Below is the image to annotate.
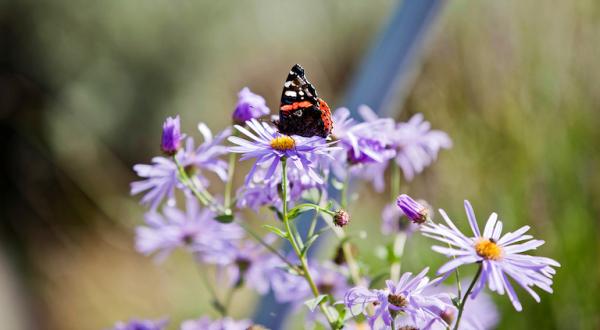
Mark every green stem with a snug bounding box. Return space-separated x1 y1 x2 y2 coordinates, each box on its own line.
338 177 361 285
391 162 400 200
224 150 237 213
240 222 299 271
196 263 226 316
173 156 223 212
389 232 407 282
290 203 336 216
281 158 336 328
453 265 483 330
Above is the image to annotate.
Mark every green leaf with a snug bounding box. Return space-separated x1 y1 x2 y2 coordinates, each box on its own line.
369 272 390 289
304 294 328 312
452 296 461 307
262 224 288 239
214 214 234 223
269 206 283 221
287 207 302 220
331 177 345 190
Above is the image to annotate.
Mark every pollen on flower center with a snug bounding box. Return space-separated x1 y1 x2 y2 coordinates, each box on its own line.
475 238 503 260
270 135 295 151
387 293 408 308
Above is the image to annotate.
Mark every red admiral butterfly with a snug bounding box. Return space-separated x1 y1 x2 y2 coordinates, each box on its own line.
276 64 332 138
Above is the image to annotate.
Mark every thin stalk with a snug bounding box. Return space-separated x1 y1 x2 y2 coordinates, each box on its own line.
453 265 483 330
224 286 238 314
307 210 319 238
389 232 407 282
338 177 361 285
444 241 462 303
290 203 336 216
174 157 223 212
281 158 336 328
240 222 299 271
391 161 400 199
224 150 237 213
196 263 226 316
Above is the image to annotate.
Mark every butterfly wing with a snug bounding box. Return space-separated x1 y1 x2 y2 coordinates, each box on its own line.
277 64 331 138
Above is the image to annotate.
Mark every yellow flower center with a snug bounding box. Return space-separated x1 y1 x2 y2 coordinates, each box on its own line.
475 238 503 260
270 135 295 151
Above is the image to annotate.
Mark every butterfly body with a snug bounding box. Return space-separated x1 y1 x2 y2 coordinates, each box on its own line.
276 64 332 138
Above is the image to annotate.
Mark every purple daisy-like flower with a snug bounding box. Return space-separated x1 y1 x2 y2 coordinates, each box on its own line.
392 113 452 181
131 124 230 210
109 318 168 330
228 119 336 185
161 115 184 155
180 316 253 330
235 162 327 212
223 236 279 294
270 258 312 303
183 123 231 182
328 107 396 192
423 281 499 330
135 197 243 264
131 156 181 210
344 268 453 329
232 87 270 124
421 200 560 311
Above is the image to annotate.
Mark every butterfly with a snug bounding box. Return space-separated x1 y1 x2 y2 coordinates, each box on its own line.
276 64 332 138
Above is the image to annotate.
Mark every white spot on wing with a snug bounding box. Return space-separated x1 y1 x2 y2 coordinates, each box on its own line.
285 91 297 97
284 81 292 87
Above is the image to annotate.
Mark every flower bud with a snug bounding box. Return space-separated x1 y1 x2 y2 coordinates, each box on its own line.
161 115 183 155
232 87 270 124
333 209 350 227
396 194 429 224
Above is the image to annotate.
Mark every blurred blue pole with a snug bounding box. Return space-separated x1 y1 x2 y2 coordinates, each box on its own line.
253 0 445 327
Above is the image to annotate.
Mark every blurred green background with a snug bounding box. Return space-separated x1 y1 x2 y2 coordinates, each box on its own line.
1 0 599 329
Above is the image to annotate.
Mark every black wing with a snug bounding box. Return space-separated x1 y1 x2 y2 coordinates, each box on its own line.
280 64 319 106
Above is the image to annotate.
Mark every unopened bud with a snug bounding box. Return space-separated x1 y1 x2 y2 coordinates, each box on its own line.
161 115 183 155
396 194 429 224
333 209 350 227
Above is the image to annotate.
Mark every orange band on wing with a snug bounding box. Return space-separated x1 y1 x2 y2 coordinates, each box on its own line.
280 101 313 111
318 99 333 132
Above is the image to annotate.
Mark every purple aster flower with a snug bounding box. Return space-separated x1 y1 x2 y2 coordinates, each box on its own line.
181 316 253 330
269 257 311 303
183 124 231 182
232 87 270 124
223 237 278 294
131 124 230 210
161 115 183 155
235 178 281 211
312 262 350 301
392 113 452 181
135 197 243 264
228 119 336 185
131 156 181 210
328 107 396 192
381 203 420 236
235 162 327 212
305 263 351 328
421 200 560 311
423 282 499 330
344 268 454 329
397 194 430 224
109 318 168 330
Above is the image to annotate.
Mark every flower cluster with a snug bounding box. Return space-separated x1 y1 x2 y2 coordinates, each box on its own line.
121 79 559 330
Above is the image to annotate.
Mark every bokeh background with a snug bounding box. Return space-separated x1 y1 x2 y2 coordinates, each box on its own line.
1 0 599 329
